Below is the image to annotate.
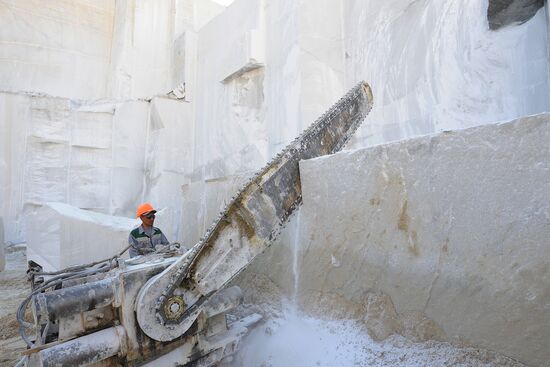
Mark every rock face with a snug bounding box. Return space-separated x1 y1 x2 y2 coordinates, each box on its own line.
488 0 544 30
248 114 550 366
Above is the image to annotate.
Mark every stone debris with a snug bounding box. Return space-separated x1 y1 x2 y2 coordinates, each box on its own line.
231 279 526 367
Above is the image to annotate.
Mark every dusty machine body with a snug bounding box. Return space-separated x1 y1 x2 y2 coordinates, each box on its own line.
27 253 258 366
19 82 373 367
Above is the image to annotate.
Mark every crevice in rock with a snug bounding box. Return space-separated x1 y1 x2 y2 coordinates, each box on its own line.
487 0 544 30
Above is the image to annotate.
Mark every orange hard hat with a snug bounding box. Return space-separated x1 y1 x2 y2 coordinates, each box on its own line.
136 203 156 218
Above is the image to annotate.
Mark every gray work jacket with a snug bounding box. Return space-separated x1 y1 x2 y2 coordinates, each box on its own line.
128 226 169 257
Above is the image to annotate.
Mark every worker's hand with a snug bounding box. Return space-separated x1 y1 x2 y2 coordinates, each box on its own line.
169 242 189 254
155 243 186 254
172 242 190 254
154 244 170 253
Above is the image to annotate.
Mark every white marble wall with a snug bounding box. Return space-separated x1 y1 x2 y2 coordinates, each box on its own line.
0 93 28 243
0 0 115 99
0 0 221 243
343 0 550 147
192 0 266 180
144 98 194 241
189 0 350 181
0 93 150 242
182 0 549 248
110 0 175 99
0 0 223 100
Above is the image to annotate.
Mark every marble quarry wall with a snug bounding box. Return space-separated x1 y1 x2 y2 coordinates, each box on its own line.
179 0 550 251
0 0 221 243
0 0 213 100
343 0 550 148
0 0 115 100
0 0 549 289
238 113 550 366
0 94 149 242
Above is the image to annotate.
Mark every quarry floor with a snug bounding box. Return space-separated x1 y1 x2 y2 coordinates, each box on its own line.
0 248 529 367
0 246 27 367
234 315 528 367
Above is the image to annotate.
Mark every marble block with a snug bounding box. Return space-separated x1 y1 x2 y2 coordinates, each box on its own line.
26 203 138 272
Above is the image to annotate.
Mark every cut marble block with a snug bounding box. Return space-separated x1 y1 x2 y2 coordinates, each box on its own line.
294 113 550 366
26 203 138 272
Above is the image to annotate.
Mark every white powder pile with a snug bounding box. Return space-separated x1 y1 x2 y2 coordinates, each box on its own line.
233 305 525 367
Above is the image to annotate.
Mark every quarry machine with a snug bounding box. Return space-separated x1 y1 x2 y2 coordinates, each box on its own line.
18 81 373 367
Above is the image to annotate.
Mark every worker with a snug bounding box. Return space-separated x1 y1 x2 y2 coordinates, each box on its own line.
129 203 169 257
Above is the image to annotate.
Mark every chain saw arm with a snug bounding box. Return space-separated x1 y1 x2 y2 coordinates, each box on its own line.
136 81 374 341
